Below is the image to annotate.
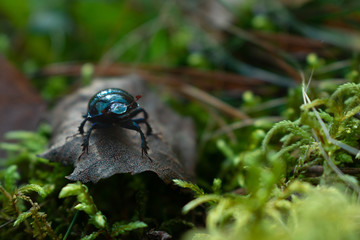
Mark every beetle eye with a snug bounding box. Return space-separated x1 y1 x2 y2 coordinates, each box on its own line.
109 103 127 115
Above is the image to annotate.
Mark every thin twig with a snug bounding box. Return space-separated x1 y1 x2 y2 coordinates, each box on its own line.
179 84 249 120
0 219 14 229
300 165 360 177
204 116 282 141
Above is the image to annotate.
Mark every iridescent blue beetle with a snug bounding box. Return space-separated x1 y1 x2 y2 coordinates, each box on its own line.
78 88 152 160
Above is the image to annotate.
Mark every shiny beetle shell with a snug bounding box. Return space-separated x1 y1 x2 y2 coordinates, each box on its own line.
78 88 153 161
87 88 139 118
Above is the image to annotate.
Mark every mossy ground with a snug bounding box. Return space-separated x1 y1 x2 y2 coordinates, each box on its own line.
1 1 360 239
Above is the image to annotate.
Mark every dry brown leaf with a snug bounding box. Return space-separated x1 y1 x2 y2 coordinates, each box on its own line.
40 75 196 183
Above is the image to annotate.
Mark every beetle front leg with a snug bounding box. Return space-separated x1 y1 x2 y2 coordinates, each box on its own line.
122 120 152 161
133 118 152 136
139 108 149 120
128 107 152 135
78 117 89 135
78 123 97 160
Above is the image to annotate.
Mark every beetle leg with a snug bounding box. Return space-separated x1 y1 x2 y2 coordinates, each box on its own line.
83 123 98 152
132 118 152 136
78 117 89 135
122 121 152 162
138 108 149 120
128 107 149 120
128 107 152 135
78 123 97 160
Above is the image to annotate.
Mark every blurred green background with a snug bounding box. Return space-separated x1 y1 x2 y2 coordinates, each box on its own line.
2 0 360 98
2 1 360 239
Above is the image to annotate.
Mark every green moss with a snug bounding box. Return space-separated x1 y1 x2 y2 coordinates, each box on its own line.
177 82 360 240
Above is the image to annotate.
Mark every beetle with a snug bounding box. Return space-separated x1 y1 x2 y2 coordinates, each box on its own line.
78 88 152 161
